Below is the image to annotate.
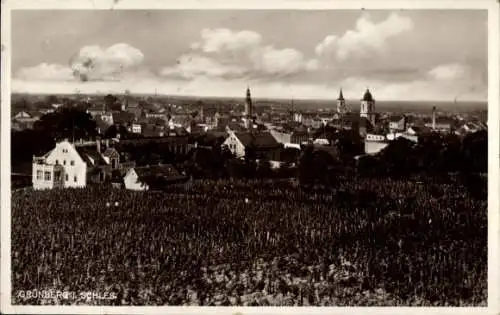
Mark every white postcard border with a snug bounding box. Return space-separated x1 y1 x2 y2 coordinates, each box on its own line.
1 0 498 314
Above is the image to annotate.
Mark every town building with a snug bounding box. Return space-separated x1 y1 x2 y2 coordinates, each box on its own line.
222 131 281 160
124 164 187 191
360 89 376 127
32 139 134 190
336 89 348 115
242 87 255 130
364 133 390 155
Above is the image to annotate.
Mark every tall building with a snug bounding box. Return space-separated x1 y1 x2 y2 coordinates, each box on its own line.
243 87 253 129
360 88 376 126
336 88 347 114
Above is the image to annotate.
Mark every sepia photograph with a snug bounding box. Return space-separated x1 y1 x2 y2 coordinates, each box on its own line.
1 0 498 313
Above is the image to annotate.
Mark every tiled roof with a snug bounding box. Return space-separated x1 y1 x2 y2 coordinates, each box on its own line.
234 132 280 149
75 147 107 167
112 112 136 124
134 164 185 182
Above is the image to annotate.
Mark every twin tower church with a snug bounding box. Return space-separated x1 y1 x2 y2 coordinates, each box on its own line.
337 88 377 126
242 86 378 132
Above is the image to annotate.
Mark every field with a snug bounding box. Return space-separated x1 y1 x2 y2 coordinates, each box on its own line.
11 177 487 306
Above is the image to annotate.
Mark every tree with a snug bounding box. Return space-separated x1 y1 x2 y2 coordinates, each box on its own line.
44 95 59 106
298 145 314 188
461 130 487 174
256 158 273 179
244 145 258 179
33 108 97 141
104 94 121 111
11 129 55 173
104 125 130 139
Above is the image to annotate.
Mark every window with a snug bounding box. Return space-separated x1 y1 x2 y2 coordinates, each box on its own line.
111 158 118 169
70 160 75 166
54 171 61 180
74 175 77 182
63 160 66 165
65 174 69 181
36 170 43 180
55 160 59 165
44 171 51 181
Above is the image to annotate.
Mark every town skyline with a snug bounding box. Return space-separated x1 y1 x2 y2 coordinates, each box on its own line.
12 10 487 101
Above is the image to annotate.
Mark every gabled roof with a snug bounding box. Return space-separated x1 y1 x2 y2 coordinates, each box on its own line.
388 115 406 122
233 131 280 149
112 112 136 125
75 147 108 167
408 125 431 134
226 122 247 132
133 164 186 182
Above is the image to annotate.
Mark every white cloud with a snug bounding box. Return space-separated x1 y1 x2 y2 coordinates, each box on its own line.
70 43 145 81
15 63 74 81
194 28 262 53
162 28 317 79
160 55 248 79
427 63 469 80
316 12 413 61
16 43 146 82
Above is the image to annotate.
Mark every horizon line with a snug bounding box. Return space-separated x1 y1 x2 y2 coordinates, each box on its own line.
10 91 488 104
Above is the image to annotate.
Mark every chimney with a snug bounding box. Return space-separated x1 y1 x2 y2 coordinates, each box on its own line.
432 106 436 130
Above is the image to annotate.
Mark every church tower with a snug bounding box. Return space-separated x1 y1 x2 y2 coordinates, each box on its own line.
360 88 376 126
244 87 253 129
337 88 346 115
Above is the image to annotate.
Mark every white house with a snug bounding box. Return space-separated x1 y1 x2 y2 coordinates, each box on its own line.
124 168 148 191
32 140 88 190
223 131 246 158
32 139 127 190
130 123 142 134
364 134 390 155
388 116 406 132
124 164 186 191
222 131 281 159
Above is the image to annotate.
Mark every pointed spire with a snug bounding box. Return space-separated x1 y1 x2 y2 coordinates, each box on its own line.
337 88 345 101
245 86 252 105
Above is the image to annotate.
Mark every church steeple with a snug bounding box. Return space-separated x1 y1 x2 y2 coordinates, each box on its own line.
245 86 252 113
360 88 376 127
337 88 345 101
337 88 347 115
244 86 253 130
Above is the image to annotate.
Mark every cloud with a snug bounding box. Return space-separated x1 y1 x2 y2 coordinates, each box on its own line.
427 63 469 81
15 63 74 81
160 55 248 79
315 12 413 61
70 43 145 81
15 43 146 83
193 28 262 53
162 28 317 80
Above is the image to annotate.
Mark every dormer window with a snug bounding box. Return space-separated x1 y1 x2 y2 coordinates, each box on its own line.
70 160 75 166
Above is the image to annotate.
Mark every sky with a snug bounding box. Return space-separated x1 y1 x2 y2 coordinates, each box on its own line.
11 9 488 101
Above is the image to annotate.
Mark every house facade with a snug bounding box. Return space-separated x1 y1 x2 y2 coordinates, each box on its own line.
32 140 88 190
222 131 281 160
32 139 135 190
364 134 390 155
124 164 186 191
